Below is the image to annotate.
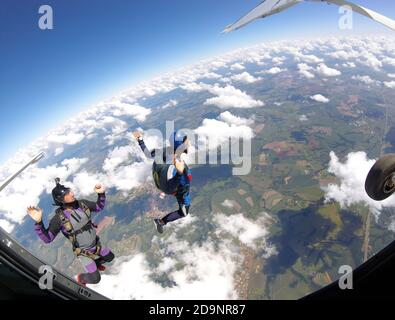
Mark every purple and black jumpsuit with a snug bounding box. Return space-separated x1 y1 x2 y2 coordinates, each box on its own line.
34 192 114 284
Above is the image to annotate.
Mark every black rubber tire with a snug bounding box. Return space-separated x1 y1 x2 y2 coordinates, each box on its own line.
365 154 395 201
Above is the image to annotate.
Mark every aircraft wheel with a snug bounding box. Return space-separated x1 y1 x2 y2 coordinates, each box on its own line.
365 154 395 201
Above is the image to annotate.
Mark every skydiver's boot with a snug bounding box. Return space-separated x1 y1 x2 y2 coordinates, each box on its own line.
76 274 87 287
94 250 114 272
95 258 107 271
77 270 101 285
154 218 165 234
97 265 106 272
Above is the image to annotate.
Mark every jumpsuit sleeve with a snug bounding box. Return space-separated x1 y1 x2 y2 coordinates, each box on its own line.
34 214 62 244
82 193 106 213
137 138 156 159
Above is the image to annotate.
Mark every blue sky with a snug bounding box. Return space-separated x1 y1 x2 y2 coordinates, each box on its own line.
0 0 394 163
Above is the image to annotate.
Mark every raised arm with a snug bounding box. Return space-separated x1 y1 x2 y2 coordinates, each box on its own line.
27 207 61 244
82 184 106 213
133 131 156 159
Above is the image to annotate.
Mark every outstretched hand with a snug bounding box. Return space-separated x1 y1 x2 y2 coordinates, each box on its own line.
133 131 142 140
94 184 105 194
27 206 42 223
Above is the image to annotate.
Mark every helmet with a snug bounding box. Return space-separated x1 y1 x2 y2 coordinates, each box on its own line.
169 130 188 153
52 178 71 206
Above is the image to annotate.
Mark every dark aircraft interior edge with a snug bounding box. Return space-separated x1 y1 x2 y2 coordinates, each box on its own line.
1 222 395 300
0 226 108 300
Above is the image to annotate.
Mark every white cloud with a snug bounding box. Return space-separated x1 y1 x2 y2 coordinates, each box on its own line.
316 63 341 77
298 63 315 79
218 111 254 126
47 132 85 145
324 151 395 217
61 158 89 173
105 161 152 192
93 210 275 300
167 214 197 232
222 199 235 208
294 52 323 64
384 81 395 89
76 116 128 147
0 158 88 231
197 72 222 80
180 82 205 92
342 62 356 68
72 160 152 196
204 85 264 109
241 51 267 65
103 145 134 172
272 56 286 65
230 72 261 84
90 133 163 193
357 53 382 71
96 137 162 193
389 219 395 233
310 94 330 103
210 60 228 70
299 115 308 121
257 67 286 75
54 147 64 156
220 77 232 84
230 63 245 71
181 83 264 108
162 99 178 109
71 171 105 197
382 57 395 67
214 213 276 255
93 236 241 300
111 102 151 122
194 117 254 149
156 257 177 274
327 50 359 61
352 75 380 85
0 219 14 233
103 120 129 146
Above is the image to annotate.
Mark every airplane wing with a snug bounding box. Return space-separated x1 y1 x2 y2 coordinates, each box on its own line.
223 0 302 33
327 0 395 31
223 0 395 33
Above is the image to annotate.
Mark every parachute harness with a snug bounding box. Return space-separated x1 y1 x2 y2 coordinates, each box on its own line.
56 201 102 260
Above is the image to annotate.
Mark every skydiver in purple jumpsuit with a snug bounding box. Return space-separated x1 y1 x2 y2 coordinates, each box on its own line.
27 179 114 285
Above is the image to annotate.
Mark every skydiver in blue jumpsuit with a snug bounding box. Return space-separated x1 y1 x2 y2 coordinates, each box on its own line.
133 130 192 233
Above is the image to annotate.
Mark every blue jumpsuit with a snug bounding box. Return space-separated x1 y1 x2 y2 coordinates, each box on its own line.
138 138 192 224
